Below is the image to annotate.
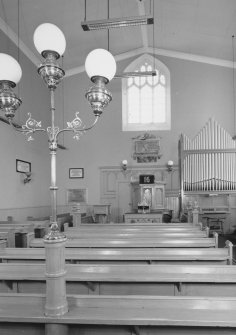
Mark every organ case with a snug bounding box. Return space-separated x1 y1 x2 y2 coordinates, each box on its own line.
178 118 236 231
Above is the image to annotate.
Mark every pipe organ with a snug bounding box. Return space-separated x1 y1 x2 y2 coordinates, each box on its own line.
179 118 236 210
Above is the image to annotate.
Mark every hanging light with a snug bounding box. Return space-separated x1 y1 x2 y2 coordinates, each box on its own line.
33 23 66 89
85 48 116 116
0 53 22 119
81 15 154 31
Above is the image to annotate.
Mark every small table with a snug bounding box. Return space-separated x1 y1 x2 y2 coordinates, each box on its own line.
93 205 111 223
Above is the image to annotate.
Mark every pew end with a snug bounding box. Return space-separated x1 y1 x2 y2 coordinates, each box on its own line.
0 240 7 249
225 240 234 265
26 232 35 248
213 232 219 248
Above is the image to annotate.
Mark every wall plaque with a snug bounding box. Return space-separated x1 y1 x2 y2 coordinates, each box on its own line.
139 174 155 184
132 133 162 163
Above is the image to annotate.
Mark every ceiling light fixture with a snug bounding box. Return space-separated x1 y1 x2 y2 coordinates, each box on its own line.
81 15 153 31
0 22 116 317
114 70 156 78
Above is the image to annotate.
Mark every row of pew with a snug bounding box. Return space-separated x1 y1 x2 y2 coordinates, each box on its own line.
0 220 235 334
0 220 49 247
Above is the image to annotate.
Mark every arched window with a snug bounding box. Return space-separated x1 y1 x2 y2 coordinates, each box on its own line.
122 54 170 131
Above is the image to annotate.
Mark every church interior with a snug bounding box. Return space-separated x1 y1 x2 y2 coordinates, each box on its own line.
0 0 236 334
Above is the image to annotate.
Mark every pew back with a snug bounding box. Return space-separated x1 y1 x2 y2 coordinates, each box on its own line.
1 263 236 297
1 293 236 332
0 246 231 264
28 236 218 248
65 231 208 239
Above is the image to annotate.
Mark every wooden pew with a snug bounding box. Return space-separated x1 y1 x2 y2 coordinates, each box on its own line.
73 222 203 229
0 241 7 249
0 220 48 229
0 231 9 239
0 242 232 264
65 224 204 233
0 220 49 247
27 213 72 231
28 234 218 248
1 293 236 334
64 230 209 239
1 263 236 297
0 232 9 246
0 219 48 247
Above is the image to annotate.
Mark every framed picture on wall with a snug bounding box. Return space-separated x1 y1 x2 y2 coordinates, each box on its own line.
69 168 84 179
67 188 88 204
16 159 31 173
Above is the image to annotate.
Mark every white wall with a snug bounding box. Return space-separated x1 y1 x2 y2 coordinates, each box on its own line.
55 55 235 208
0 30 51 220
1 29 235 221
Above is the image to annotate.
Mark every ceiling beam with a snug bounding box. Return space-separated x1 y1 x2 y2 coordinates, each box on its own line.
0 16 233 80
147 47 234 69
137 0 149 48
0 16 40 67
65 48 146 78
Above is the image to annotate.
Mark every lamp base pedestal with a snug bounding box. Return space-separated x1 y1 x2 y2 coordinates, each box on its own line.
45 324 69 335
44 232 68 317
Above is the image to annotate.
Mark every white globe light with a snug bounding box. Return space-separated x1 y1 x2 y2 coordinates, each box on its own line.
0 53 22 84
33 23 66 56
85 49 116 82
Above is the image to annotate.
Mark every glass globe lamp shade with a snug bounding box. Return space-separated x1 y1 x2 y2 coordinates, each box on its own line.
33 23 66 57
85 49 116 82
0 53 22 85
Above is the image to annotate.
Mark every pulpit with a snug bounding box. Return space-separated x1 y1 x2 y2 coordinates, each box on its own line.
124 180 166 223
93 204 111 223
131 181 165 211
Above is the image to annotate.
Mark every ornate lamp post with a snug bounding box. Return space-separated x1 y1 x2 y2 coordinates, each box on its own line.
0 22 116 320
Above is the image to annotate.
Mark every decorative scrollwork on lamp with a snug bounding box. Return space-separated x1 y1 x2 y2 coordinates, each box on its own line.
0 23 116 237
0 22 116 318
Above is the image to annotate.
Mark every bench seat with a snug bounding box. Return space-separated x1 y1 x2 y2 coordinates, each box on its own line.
64 231 208 239
1 294 236 329
1 263 236 282
65 226 203 233
0 246 230 264
29 237 217 248
1 263 236 296
78 222 201 228
0 231 9 240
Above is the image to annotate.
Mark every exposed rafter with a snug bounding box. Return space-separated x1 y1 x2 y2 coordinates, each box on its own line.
0 16 40 67
0 8 234 81
137 0 149 48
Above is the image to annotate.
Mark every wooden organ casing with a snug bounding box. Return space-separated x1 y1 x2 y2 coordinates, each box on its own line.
179 118 236 212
